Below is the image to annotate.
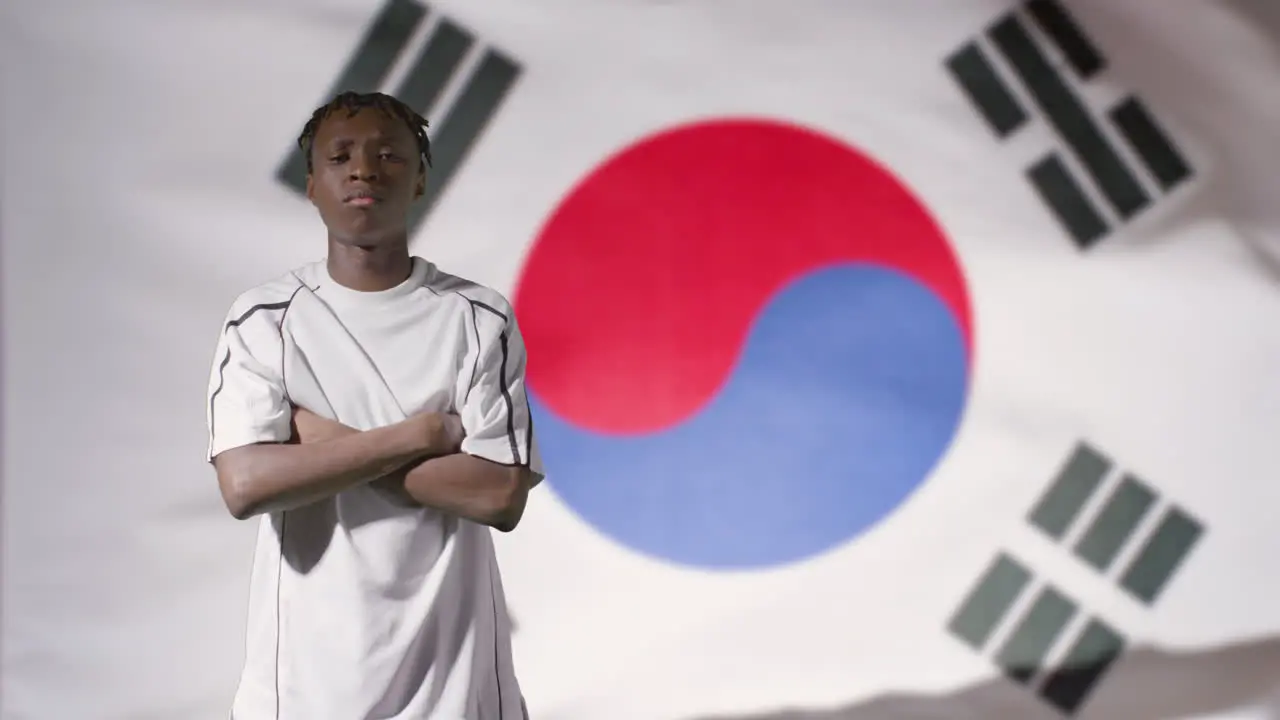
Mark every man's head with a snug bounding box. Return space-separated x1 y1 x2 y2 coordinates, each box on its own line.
297 91 432 247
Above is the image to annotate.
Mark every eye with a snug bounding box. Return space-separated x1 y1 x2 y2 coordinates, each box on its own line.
379 151 402 161
328 153 349 164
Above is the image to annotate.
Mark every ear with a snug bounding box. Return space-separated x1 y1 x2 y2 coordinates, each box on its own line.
414 171 426 199
305 173 315 200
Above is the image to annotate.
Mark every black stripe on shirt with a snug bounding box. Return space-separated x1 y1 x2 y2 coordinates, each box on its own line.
523 386 535 471
461 297 524 466
467 298 508 323
497 331 520 465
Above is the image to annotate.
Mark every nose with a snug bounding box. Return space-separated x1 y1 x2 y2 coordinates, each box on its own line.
348 152 380 182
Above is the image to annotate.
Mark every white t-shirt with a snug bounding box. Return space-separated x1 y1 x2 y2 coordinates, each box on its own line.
205 257 542 720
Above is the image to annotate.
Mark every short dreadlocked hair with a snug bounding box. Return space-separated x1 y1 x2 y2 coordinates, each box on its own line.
296 90 433 174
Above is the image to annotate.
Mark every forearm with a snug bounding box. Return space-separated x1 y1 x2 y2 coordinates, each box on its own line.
213 421 425 519
284 408 531 530
400 454 534 532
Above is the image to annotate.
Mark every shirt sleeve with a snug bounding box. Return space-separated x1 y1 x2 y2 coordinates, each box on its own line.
205 303 293 462
459 302 544 479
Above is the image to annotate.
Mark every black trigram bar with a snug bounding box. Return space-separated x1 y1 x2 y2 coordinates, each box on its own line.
1039 618 1125 714
988 14 1150 221
1109 97 1193 191
1072 473 1155 572
392 19 474 118
405 48 521 235
946 42 1028 138
1027 442 1113 541
1025 0 1106 80
946 550 1129 713
1118 505 1204 604
1027 442 1206 607
277 0 429 193
948 553 1034 650
993 585 1077 685
1027 154 1109 248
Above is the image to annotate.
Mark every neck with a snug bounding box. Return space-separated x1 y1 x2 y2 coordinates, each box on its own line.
326 236 414 292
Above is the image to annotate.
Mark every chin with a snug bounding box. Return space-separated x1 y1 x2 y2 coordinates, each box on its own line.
329 225 408 249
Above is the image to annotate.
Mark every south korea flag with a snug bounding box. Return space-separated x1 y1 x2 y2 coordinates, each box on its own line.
3 0 1280 719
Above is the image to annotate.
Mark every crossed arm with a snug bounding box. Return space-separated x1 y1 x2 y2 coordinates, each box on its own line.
212 407 539 532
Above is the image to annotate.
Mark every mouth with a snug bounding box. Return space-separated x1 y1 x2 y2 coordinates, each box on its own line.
344 191 382 207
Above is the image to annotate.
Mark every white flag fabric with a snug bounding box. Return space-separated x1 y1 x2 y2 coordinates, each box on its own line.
3 1 1280 719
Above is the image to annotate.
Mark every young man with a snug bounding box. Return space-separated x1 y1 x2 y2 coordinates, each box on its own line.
205 91 542 719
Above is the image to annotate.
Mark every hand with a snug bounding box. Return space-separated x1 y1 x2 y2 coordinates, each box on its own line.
407 411 465 456
291 406 356 444
439 413 465 453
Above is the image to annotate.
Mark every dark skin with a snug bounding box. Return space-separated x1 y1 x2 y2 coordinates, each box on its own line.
211 108 537 531
306 107 424 291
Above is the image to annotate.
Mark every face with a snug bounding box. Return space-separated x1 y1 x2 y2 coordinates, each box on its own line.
305 108 425 246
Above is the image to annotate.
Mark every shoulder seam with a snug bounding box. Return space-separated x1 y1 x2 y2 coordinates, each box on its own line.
229 273 308 316
276 284 306 403
226 299 293 330
421 265 511 323
463 295 508 323
424 282 511 325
